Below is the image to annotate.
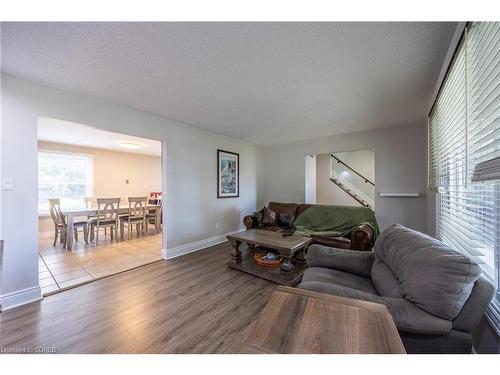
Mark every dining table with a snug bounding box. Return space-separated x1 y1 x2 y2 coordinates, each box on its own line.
61 205 161 250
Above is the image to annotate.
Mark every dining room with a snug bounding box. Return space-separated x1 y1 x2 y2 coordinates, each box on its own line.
37 117 164 296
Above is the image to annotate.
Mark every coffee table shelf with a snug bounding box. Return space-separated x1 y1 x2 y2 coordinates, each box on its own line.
228 249 306 286
226 229 312 286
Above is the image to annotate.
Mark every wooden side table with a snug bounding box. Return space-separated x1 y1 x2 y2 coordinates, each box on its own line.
242 286 406 354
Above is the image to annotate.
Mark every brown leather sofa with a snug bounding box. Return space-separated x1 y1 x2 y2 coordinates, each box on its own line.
243 202 375 251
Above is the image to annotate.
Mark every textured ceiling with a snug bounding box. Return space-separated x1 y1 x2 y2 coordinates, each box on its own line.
1 22 456 145
38 117 162 156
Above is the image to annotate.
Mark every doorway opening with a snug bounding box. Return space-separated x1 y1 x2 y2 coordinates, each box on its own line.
37 117 164 295
305 149 375 211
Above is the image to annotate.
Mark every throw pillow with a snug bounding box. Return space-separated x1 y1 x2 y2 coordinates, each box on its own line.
261 206 277 226
253 208 264 225
277 213 294 228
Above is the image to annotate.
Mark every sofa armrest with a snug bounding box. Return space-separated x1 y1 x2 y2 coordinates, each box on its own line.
452 277 495 333
350 223 374 251
306 244 375 278
243 214 258 230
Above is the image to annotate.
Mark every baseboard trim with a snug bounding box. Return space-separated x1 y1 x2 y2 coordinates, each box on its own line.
162 229 244 260
0 285 42 312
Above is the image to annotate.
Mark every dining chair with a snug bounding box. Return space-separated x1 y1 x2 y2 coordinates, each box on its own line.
85 196 109 235
145 198 162 234
84 196 94 209
49 198 89 247
88 198 120 245
120 197 148 240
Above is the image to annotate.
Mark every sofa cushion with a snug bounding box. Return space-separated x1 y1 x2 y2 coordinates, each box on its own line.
371 258 403 298
296 203 314 218
268 202 298 217
373 224 481 320
299 281 452 335
299 281 380 302
306 244 374 277
302 267 378 295
382 297 453 335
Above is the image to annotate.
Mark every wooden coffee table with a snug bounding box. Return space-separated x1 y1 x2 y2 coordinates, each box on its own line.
242 286 406 354
226 229 312 286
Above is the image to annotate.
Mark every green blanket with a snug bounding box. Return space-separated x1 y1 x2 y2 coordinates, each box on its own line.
293 205 380 239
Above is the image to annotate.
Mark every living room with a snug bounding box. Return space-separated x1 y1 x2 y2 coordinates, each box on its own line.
0 1 499 373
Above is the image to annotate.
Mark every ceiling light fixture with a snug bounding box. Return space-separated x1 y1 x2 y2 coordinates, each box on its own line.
117 142 143 150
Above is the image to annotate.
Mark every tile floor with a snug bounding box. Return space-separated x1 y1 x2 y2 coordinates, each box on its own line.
39 229 163 296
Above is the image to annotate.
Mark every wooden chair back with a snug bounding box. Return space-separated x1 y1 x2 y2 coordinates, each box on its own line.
84 197 94 208
148 198 162 214
48 199 66 226
128 197 148 218
96 198 120 221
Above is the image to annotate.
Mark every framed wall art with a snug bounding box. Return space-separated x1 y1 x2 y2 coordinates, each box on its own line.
217 149 239 198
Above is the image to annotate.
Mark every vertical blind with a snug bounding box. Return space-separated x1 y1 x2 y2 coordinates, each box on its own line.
428 22 500 330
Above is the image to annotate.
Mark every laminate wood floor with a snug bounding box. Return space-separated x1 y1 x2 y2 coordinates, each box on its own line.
1 242 276 353
38 231 163 296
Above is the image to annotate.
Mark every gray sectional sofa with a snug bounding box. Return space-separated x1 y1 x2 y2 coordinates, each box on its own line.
299 224 495 354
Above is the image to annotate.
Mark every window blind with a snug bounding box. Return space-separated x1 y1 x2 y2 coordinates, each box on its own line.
428 22 500 331
467 22 500 280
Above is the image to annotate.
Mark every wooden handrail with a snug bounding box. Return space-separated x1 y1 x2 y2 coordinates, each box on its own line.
330 154 375 186
329 178 373 211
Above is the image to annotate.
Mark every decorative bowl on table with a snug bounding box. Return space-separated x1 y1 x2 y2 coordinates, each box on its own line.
254 251 283 267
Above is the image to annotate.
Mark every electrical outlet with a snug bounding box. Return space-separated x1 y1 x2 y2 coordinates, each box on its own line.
215 222 221 229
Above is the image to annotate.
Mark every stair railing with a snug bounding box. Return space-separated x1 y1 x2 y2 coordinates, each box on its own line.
330 154 375 186
329 154 375 210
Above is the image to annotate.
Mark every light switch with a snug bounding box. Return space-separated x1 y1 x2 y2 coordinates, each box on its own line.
2 178 14 191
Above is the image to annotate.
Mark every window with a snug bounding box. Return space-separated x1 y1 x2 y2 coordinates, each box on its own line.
428 22 500 331
38 151 93 213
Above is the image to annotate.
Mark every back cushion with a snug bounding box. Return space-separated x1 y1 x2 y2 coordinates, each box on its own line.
296 204 314 218
371 259 403 298
373 224 481 320
268 202 298 217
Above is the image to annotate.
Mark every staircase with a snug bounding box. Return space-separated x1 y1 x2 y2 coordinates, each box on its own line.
330 154 375 210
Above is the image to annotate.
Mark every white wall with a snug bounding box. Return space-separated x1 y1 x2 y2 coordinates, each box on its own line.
263 123 427 232
0 74 261 310
304 155 316 204
315 150 374 206
38 141 162 236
